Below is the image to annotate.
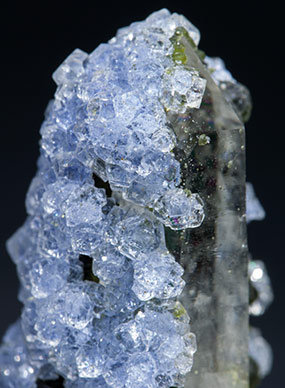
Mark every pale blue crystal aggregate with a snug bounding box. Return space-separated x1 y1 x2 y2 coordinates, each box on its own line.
249 260 273 317
246 183 273 379
0 9 207 387
246 182 265 223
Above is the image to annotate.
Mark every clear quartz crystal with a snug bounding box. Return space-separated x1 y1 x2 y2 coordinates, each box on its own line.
165 28 249 387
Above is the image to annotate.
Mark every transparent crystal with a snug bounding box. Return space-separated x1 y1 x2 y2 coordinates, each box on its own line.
132 251 185 301
161 66 207 112
246 182 265 223
52 48 88 86
154 189 205 230
249 327 273 379
249 260 273 316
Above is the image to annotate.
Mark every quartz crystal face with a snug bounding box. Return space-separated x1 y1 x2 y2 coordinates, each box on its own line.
0 8 273 388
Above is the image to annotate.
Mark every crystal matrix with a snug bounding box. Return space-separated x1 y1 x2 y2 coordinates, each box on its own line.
0 8 269 388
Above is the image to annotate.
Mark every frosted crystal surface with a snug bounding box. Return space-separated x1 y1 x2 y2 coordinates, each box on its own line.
0 321 37 387
161 67 206 112
249 260 273 316
249 327 273 379
204 56 235 84
246 182 265 223
154 189 204 230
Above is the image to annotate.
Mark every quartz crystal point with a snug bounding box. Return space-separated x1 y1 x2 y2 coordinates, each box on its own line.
0 9 259 388
164 23 249 388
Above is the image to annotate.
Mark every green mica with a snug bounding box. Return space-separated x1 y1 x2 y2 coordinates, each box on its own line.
198 134 210 146
173 302 187 319
170 27 206 65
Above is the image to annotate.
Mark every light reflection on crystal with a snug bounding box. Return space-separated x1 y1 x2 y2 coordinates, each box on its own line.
251 267 263 282
249 260 273 317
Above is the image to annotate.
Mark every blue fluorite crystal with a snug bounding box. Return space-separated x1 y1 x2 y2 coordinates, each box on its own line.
0 9 205 387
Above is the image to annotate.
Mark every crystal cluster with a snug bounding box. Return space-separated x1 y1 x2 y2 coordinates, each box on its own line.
0 9 210 388
247 184 273 384
0 8 274 388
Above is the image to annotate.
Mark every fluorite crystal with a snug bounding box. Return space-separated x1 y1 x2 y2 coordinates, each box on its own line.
247 187 273 387
0 8 273 388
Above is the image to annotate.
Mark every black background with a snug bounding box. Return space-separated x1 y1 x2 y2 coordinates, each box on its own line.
0 1 284 386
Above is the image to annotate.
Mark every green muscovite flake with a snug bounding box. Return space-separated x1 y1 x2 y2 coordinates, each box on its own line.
171 26 206 64
198 134 210 146
173 302 187 318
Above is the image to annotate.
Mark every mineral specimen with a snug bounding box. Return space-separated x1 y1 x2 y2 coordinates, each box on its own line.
0 8 272 388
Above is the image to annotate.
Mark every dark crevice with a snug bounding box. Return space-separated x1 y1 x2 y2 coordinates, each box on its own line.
249 281 259 305
92 173 112 198
102 197 117 215
36 375 65 388
250 357 261 388
79 254 100 283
